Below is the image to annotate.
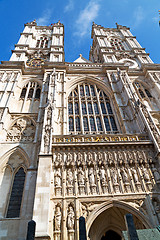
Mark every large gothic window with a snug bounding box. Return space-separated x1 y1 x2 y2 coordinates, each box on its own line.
6 167 26 218
68 83 118 134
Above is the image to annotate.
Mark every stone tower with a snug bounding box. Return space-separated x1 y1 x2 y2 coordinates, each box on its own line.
0 20 160 240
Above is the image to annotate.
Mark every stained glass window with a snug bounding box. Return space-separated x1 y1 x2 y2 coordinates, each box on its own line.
69 117 74 131
96 117 103 131
145 89 152 98
106 102 113 114
100 102 106 114
82 102 87 115
139 89 145 98
85 85 90 96
75 102 79 114
94 102 99 114
88 103 93 114
83 117 89 131
110 116 118 131
75 117 81 131
104 117 111 131
90 117 96 131
68 103 73 115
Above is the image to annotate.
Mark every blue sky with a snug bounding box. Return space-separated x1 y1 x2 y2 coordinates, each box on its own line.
0 0 159 63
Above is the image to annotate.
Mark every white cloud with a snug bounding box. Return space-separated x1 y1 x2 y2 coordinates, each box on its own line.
132 6 145 28
75 0 100 37
37 9 52 26
64 0 74 12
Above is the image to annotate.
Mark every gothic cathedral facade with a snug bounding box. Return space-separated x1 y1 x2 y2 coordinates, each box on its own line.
0 20 160 240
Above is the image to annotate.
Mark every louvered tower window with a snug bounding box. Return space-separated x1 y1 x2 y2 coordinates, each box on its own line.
110 38 125 51
68 83 118 134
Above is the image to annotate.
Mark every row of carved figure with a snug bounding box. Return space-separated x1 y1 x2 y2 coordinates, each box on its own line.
54 204 75 240
53 163 160 196
54 150 153 167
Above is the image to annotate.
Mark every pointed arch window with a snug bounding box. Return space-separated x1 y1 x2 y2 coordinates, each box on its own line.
134 82 152 100
6 167 26 218
20 82 41 101
68 83 118 134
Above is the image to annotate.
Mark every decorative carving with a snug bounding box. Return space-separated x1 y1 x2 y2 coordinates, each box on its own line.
66 168 74 195
151 164 160 182
67 205 75 230
76 152 84 166
89 167 96 194
6 117 35 142
141 166 150 182
44 106 52 153
66 153 74 167
121 167 129 183
54 205 61 231
97 152 104 166
54 168 61 187
87 152 94 166
131 168 139 183
141 104 160 145
78 167 85 195
55 153 62 167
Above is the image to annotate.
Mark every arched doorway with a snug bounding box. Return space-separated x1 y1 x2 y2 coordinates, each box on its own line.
87 201 151 240
101 230 121 240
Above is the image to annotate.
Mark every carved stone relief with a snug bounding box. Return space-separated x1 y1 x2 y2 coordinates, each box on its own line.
6 117 35 142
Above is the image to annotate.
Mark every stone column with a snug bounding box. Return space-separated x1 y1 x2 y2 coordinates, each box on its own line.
33 155 52 239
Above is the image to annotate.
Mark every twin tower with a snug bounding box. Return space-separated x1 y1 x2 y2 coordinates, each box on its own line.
0 19 160 240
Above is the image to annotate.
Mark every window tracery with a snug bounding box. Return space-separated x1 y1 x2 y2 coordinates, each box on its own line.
68 83 118 134
110 38 125 51
6 167 26 218
36 36 49 48
20 82 41 100
134 82 152 100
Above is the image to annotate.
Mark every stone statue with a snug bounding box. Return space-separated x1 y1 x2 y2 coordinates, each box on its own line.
55 168 61 187
55 153 62 166
99 166 106 184
111 168 118 184
67 206 75 230
141 166 150 182
152 165 160 181
87 152 93 165
54 206 61 231
78 167 85 185
88 168 95 185
77 152 83 165
66 169 73 186
121 167 129 183
131 168 139 183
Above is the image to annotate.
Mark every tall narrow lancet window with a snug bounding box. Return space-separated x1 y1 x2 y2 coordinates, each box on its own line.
20 82 41 100
6 167 26 218
68 83 118 134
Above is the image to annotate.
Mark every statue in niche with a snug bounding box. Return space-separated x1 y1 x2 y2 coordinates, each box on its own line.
54 205 61 231
107 152 114 165
66 169 73 186
121 167 129 183
78 167 85 185
99 166 106 184
137 151 144 163
55 153 62 166
127 151 134 164
87 152 93 165
97 152 103 165
77 152 83 165
67 153 73 166
88 167 95 185
46 106 52 125
54 168 61 187
141 166 150 182
67 205 75 230
131 168 139 183
117 151 124 164
111 168 118 184
151 164 160 182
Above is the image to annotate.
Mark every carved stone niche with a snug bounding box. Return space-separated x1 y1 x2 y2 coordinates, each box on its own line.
151 112 160 131
77 167 85 195
66 168 74 196
6 117 35 142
